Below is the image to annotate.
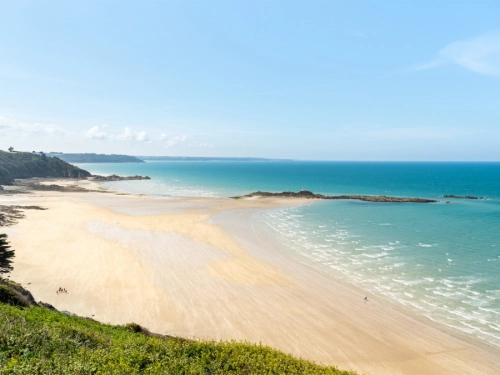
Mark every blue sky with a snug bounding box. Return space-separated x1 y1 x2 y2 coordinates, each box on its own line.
1 0 499 160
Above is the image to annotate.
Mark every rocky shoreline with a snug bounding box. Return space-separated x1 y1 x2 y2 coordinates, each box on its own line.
241 190 437 203
91 174 151 182
0 205 47 227
0 175 151 195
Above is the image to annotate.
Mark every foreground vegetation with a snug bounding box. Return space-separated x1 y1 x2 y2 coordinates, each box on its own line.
0 285 357 374
0 150 91 185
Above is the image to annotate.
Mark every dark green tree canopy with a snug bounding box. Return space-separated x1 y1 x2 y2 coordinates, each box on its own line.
0 234 15 277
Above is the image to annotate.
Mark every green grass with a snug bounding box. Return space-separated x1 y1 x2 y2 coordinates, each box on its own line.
0 302 358 375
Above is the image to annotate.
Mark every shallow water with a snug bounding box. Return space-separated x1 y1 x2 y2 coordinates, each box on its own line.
79 161 500 348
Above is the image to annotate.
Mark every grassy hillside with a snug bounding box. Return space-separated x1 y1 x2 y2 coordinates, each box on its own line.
0 151 91 185
47 153 144 163
0 281 357 375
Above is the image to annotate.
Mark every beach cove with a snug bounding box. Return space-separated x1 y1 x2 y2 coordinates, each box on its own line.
2 180 500 375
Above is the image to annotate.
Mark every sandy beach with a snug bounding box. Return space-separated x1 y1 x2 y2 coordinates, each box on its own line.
2 181 500 375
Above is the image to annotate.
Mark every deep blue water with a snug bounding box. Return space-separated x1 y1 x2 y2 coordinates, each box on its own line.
79 161 500 347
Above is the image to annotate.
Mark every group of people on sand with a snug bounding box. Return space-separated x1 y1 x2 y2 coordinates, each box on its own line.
57 287 68 294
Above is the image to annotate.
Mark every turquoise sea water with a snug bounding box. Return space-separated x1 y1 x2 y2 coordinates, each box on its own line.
79 161 500 348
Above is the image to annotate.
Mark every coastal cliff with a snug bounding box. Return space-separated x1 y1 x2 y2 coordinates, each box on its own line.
0 150 91 185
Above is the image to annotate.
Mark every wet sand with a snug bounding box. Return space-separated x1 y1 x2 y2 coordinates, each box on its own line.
2 182 500 374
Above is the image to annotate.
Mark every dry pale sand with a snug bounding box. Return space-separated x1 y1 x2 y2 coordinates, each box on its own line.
2 183 500 375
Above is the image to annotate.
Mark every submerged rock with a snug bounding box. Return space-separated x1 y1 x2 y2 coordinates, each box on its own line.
442 195 486 200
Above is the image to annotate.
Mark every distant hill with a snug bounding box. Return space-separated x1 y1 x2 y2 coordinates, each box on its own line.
139 156 292 162
0 150 91 185
47 153 145 163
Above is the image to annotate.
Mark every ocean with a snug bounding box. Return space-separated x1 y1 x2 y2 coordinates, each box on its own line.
77 161 500 348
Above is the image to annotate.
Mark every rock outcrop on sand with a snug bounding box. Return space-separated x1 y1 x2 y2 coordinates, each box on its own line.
19 182 91 192
0 205 47 227
92 174 151 181
0 279 39 308
242 190 437 203
0 279 94 320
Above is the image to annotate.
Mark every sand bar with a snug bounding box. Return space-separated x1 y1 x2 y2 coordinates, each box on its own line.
2 182 500 375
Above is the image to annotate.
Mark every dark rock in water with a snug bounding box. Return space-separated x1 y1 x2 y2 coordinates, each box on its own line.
442 195 485 200
92 174 151 182
298 190 315 196
242 191 437 203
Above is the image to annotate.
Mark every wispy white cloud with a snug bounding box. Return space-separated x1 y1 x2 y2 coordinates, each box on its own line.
113 127 149 142
0 116 67 137
158 134 188 147
412 31 500 76
84 125 149 142
83 126 197 147
85 125 109 139
2 114 213 152
157 133 212 148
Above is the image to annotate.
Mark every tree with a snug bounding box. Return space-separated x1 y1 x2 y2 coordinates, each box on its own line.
0 234 15 278
8 147 14 152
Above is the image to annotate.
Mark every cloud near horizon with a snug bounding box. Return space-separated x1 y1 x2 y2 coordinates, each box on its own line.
85 125 149 142
413 31 500 76
159 134 188 147
84 125 200 148
0 116 66 138
1 114 213 153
